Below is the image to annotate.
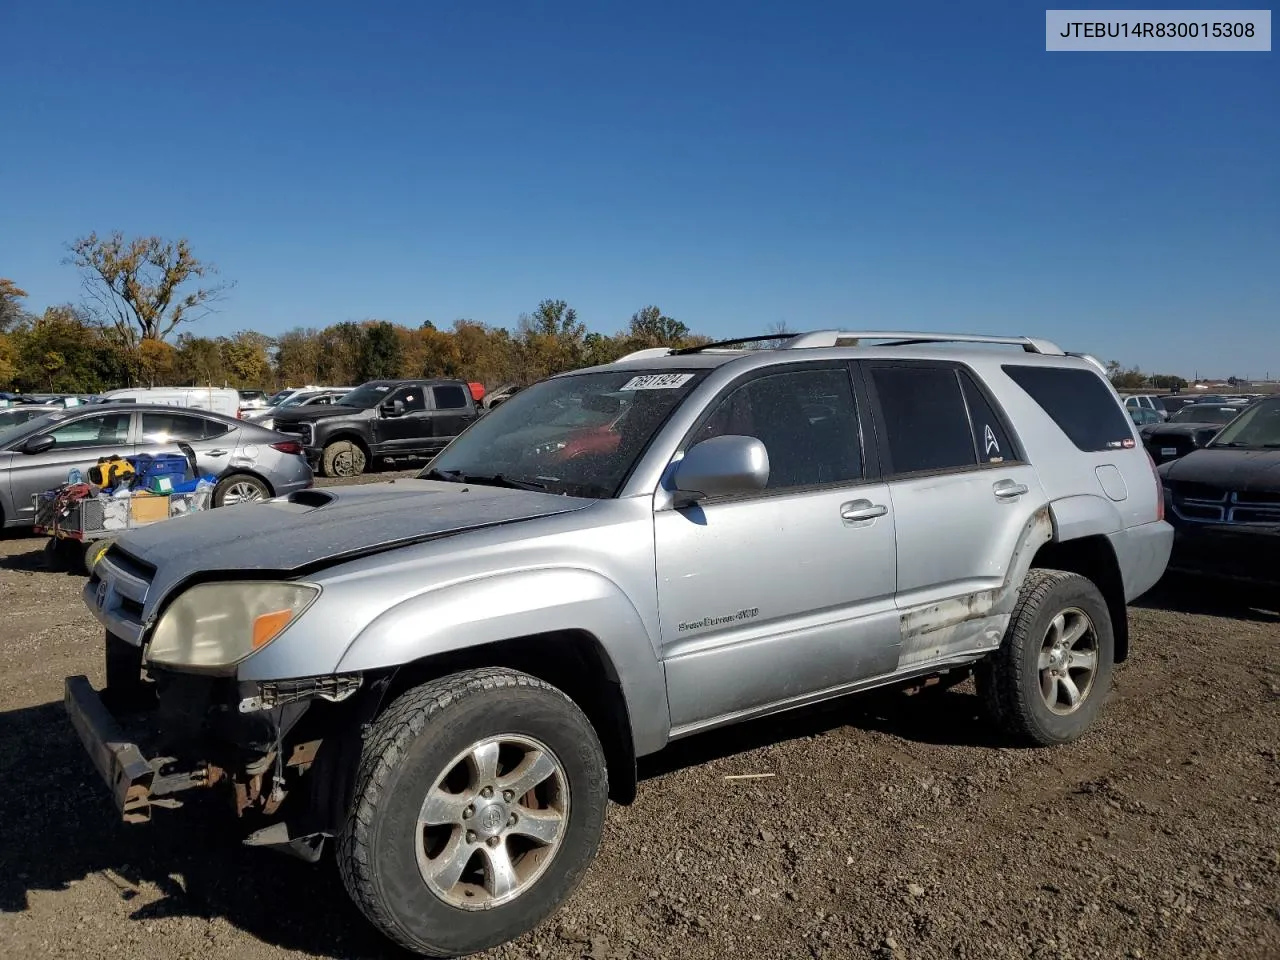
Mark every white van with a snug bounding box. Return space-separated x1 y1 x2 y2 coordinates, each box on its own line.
97 386 242 418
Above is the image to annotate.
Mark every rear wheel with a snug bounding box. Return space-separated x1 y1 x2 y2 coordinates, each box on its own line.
976 569 1115 746
338 668 608 958
322 440 367 478
213 473 271 507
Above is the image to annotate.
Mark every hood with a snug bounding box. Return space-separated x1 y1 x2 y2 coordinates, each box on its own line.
1159 447 1280 493
108 480 595 607
271 404 368 424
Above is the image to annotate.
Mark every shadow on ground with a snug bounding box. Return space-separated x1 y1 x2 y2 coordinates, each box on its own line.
0 700 407 959
1134 573 1280 624
1 680 1000 956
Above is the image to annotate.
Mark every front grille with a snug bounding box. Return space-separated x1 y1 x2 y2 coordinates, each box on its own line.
1169 482 1280 525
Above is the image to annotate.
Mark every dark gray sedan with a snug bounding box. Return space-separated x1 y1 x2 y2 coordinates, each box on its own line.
0 404 313 529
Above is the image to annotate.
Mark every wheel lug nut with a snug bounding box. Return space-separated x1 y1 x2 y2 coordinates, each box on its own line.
462 805 474 819
508 813 518 826
481 786 493 799
487 836 500 847
466 831 477 844
502 790 515 803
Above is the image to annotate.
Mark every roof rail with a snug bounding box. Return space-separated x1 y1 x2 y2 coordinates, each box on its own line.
783 330 1065 355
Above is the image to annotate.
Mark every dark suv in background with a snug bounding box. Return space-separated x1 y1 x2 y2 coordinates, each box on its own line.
271 378 481 477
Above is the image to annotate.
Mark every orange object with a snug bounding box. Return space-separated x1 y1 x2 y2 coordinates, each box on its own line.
467 381 486 402
129 495 168 523
252 609 295 649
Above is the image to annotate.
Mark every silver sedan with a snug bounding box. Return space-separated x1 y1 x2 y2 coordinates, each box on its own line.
0 404 314 528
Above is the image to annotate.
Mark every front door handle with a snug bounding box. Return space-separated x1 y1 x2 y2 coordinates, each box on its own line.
841 499 888 523
206 449 228 457
993 480 1029 500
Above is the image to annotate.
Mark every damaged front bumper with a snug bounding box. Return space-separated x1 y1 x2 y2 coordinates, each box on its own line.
63 633 374 861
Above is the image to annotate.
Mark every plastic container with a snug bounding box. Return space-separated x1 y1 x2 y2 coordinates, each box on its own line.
129 453 191 490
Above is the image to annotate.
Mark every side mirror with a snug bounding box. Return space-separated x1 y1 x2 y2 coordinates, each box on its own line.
381 400 406 417
21 434 56 455
670 435 769 505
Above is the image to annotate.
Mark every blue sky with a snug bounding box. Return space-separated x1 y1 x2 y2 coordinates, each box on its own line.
1 1 1275 377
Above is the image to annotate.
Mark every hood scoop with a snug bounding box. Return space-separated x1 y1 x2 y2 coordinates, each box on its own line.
286 489 336 508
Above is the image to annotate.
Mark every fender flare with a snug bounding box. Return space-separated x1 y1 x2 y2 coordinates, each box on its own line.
334 566 670 756
1049 494 1124 542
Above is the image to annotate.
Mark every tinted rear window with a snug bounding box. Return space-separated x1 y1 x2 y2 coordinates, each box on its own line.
1002 365 1133 452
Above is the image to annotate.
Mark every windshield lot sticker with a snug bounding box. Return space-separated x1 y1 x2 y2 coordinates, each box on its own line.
620 373 694 391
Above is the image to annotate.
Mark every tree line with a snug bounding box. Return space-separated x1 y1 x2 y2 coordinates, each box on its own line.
0 233 709 393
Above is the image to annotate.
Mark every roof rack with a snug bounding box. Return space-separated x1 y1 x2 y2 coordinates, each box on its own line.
782 330 1065 355
612 330 1067 364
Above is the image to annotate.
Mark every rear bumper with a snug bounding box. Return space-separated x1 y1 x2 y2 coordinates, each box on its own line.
1108 519 1174 602
1166 520 1280 586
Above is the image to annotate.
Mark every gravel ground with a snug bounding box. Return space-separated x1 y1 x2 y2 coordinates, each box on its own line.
1 471 1277 960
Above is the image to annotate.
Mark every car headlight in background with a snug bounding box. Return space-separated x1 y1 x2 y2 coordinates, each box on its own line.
147 581 320 673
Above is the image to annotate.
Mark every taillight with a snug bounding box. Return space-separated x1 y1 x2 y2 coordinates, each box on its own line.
271 440 304 455
1147 451 1165 522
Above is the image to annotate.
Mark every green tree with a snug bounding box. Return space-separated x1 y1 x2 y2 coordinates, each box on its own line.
627 305 689 347
358 321 403 381
517 299 587 382
174 334 227 385
14 305 120 392
66 231 232 345
220 330 274 387
274 327 324 386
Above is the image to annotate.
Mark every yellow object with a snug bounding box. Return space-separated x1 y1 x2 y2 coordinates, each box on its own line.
87 457 135 488
129 495 168 523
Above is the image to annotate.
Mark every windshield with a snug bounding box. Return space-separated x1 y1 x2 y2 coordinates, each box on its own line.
1208 398 1280 449
421 368 710 498
1172 405 1239 425
0 411 63 449
268 389 294 405
279 391 323 408
338 382 395 409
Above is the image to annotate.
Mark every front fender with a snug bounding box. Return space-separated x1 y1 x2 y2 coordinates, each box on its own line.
334 567 670 756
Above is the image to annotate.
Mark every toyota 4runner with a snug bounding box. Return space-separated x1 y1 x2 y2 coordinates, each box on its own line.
66 330 1172 957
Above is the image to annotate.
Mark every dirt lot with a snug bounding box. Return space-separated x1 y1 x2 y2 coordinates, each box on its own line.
1 474 1277 960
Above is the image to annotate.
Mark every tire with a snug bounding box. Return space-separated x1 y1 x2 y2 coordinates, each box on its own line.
976 569 1115 747
212 472 271 507
322 440 367 478
338 668 609 958
83 538 114 575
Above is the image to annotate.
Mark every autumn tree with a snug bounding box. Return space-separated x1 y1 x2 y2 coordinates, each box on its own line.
0 279 30 333
66 231 231 345
14 306 123 392
220 330 274 386
274 327 325 386
174 334 227 385
516 299 587 382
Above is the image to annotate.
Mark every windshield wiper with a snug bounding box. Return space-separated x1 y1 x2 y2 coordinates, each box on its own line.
460 473 547 491
421 467 465 483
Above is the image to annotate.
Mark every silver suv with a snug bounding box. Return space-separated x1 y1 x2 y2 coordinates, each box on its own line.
65 330 1171 958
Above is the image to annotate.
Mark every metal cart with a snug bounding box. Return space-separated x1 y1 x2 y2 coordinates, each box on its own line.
32 485 212 574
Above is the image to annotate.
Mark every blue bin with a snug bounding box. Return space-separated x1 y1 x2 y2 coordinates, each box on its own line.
129 454 191 490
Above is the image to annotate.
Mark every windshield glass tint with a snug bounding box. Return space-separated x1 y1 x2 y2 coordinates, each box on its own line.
339 383 393 409
1172 406 1238 424
1209 399 1280 448
423 368 709 497
279 391 321 408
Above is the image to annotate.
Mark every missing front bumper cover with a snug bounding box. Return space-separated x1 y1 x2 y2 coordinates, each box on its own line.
64 675 220 823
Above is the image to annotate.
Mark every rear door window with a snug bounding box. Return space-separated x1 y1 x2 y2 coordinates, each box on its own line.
142 412 229 442
1002 365 1134 452
866 364 977 475
432 385 469 410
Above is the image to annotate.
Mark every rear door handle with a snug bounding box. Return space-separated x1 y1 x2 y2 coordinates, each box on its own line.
993 480 1029 500
841 499 888 523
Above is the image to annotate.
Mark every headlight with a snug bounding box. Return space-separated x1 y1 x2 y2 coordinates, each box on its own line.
147 581 320 673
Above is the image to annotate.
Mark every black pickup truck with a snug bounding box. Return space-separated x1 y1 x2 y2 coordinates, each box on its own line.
270 378 480 477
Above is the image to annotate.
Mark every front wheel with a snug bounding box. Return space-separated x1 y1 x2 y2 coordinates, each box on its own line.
322 440 367 478
976 569 1115 747
338 668 609 958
